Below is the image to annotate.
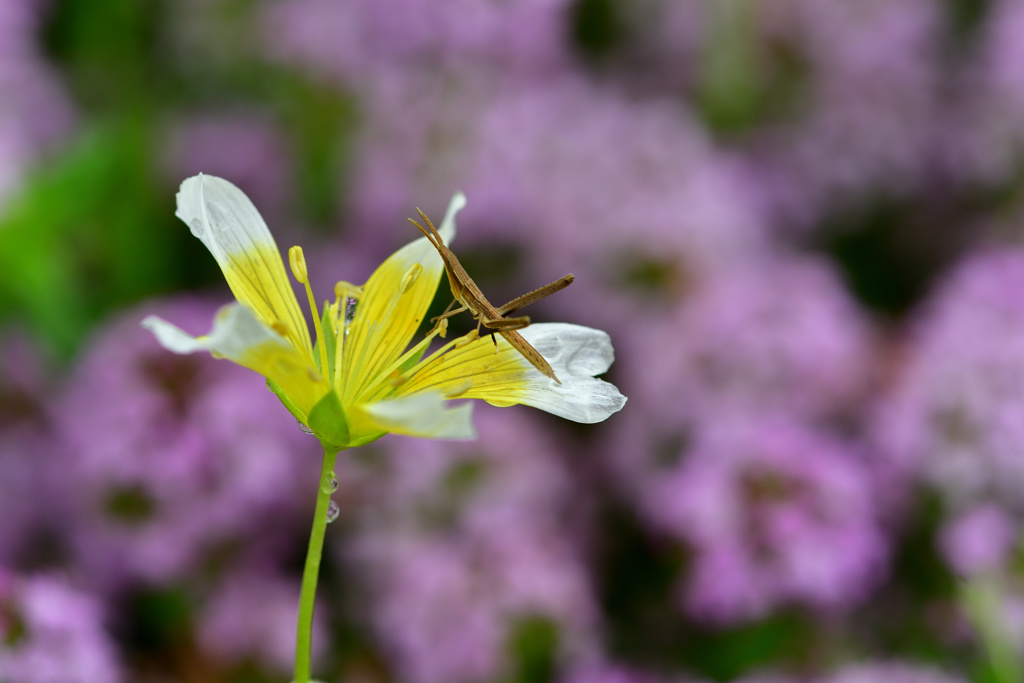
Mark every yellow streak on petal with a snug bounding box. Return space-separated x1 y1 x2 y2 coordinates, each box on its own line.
233 337 331 420
395 333 536 405
342 239 445 402
222 243 313 359
177 175 312 360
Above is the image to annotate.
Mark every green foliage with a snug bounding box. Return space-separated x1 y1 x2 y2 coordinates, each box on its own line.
0 123 187 358
507 615 560 683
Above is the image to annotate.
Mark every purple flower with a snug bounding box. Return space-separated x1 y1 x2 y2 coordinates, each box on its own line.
632 254 873 425
198 570 328 674
57 298 310 590
0 0 75 204
161 112 296 220
747 0 943 229
559 662 671 683
341 407 597 683
824 662 968 683
873 248 1024 513
958 0 1024 184
635 415 886 623
346 73 768 339
262 0 574 87
0 570 122 683
938 504 1017 577
0 329 66 567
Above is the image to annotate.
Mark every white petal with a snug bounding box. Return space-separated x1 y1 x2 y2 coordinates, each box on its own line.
437 191 466 244
511 323 627 423
359 393 477 440
142 302 290 360
142 302 328 418
176 174 274 263
175 174 312 353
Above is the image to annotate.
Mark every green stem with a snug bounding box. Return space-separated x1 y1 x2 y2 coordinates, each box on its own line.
294 446 339 683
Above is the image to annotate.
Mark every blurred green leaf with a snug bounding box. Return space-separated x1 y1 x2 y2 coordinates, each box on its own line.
0 121 191 358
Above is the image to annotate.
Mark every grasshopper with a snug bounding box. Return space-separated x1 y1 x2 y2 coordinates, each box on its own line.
410 209 574 384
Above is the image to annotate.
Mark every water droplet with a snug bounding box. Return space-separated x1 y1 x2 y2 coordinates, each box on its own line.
297 420 314 435
320 473 338 495
326 499 340 523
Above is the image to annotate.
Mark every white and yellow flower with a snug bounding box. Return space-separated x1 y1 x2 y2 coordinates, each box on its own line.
142 174 626 450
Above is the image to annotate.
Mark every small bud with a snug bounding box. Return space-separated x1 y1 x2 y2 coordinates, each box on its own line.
400 263 423 293
289 246 308 284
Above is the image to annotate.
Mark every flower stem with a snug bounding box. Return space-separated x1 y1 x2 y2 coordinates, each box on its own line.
294 446 339 683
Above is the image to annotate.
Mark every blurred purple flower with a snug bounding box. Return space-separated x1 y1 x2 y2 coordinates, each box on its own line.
749 0 943 229
938 504 1017 577
0 329 66 567
263 0 574 87
0 570 122 683
955 0 1024 186
632 253 873 425
346 72 768 340
873 248 1024 513
341 407 597 683
634 416 885 623
198 569 328 674
57 298 311 591
0 0 75 205
824 662 968 683
559 661 670 683
161 112 295 219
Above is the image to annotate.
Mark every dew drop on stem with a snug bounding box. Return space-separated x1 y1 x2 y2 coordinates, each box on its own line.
326 499 340 523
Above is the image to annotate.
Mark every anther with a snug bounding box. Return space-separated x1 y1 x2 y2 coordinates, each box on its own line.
455 329 479 349
288 246 309 284
400 263 423 294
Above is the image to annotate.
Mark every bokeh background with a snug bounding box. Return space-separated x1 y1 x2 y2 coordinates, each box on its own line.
2 0 1024 681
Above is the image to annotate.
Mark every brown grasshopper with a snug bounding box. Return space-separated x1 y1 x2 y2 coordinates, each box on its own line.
410 209 574 384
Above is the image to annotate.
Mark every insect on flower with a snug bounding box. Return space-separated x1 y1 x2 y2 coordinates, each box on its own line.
410 209 574 383
142 174 626 452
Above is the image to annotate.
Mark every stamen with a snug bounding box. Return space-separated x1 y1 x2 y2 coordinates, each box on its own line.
400 263 422 293
288 246 309 284
289 246 330 379
348 265 422 399
455 329 479 348
333 281 362 393
364 323 448 401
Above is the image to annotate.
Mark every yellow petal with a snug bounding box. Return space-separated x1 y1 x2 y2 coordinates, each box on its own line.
143 303 330 421
397 323 627 423
176 174 313 357
341 192 466 400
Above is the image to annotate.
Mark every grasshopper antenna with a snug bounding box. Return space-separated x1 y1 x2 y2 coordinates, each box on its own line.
408 215 439 249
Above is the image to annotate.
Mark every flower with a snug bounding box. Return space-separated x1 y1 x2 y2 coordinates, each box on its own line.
872 248 1024 513
632 415 886 623
342 408 597 683
825 662 968 683
198 570 328 675
59 298 310 590
0 570 123 683
142 174 625 450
